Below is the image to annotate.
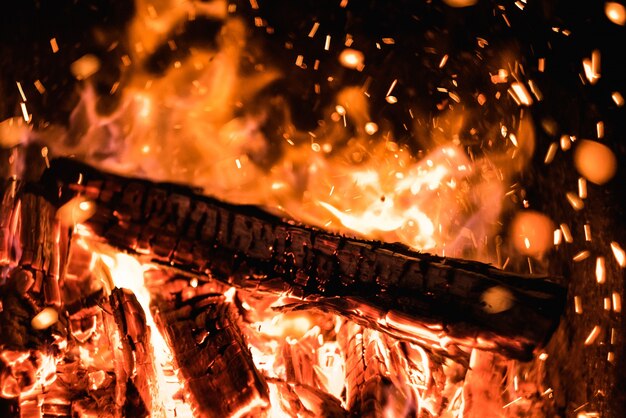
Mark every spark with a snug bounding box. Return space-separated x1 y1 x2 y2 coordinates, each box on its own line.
528 79 543 101
249 0 259 10
121 55 132 66
578 178 587 199
386 95 398 104
584 326 601 345
439 54 449 68
573 251 590 262
324 35 331 51
608 352 615 363
584 224 592 241
604 298 612 311
595 256 606 284
544 142 558 164
50 38 59 53
503 397 523 409
364 122 378 135
538 58 545 72
386 79 398 97
34 80 46 94
295 55 304 67
554 229 562 246
566 192 584 210
574 296 583 314
583 50 601 84
509 82 533 106
560 135 571 151
596 121 604 139
20 102 31 123
611 91 624 106
339 49 365 70
612 292 621 313
308 22 320 38
16 81 27 102
560 223 573 243
610 242 626 267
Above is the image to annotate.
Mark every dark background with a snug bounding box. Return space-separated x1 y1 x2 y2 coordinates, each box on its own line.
1 0 626 416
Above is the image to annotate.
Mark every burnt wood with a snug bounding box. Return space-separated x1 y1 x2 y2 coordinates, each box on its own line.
151 290 270 418
11 157 566 360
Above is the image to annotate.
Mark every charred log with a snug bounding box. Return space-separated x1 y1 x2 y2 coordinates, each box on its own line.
36 157 565 361
109 288 157 416
339 322 411 417
150 284 269 417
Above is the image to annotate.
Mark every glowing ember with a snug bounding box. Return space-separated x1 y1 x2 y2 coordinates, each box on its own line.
338 48 365 70
610 241 626 267
31 307 59 330
595 256 606 284
584 326 601 346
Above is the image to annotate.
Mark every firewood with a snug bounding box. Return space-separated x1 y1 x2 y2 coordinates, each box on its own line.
150 285 269 418
338 322 411 417
34 157 566 361
109 288 157 416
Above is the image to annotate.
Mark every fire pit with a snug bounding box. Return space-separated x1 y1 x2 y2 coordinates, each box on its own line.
1 0 625 417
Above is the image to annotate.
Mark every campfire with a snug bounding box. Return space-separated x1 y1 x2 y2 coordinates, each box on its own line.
1 0 624 417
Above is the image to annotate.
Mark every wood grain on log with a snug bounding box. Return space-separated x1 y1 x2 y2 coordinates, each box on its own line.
151 289 269 417
339 322 406 417
36 157 566 360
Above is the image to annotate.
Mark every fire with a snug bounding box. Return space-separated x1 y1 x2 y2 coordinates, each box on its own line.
0 0 576 415
32 0 540 265
96 251 193 417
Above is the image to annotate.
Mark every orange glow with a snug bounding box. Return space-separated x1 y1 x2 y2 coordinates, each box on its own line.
606 2 626 25
31 307 59 330
338 48 365 70
56 196 97 227
510 211 554 256
610 241 626 267
442 0 478 7
596 256 606 284
573 140 617 185
70 54 101 80
0 117 29 148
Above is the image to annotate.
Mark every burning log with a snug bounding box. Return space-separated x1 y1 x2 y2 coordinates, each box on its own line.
339 322 410 417
0 179 69 410
109 287 158 416
36 157 565 361
150 281 270 418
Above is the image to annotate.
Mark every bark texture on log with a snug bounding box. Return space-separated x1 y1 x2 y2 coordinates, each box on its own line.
151 290 269 418
37 157 565 360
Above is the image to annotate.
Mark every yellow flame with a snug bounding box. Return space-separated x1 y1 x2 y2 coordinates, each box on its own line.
98 252 192 417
